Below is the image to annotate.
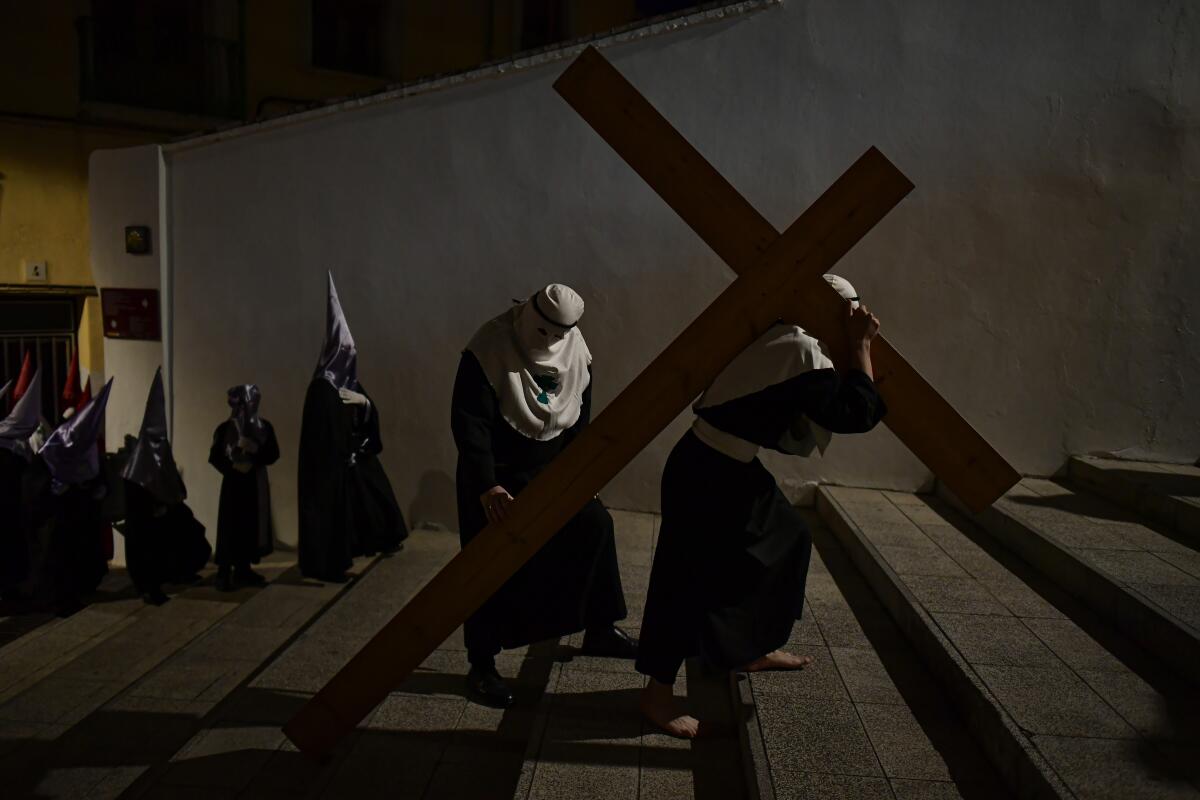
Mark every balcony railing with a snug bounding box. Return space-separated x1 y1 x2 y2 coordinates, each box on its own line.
77 16 244 120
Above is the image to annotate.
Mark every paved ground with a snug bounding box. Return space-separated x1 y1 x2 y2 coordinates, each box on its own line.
6 463 1195 799
0 511 750 799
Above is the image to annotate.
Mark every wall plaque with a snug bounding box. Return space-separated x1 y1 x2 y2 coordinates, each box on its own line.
101 288 161 340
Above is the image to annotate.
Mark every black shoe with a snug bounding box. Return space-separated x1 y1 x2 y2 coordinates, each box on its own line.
580 626 639 659
234 567 267 587
142 588 170 606
215 571 235 592
466 666 514 708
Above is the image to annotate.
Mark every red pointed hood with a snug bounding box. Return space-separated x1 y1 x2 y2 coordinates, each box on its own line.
11 350 33 405
61 349 82 413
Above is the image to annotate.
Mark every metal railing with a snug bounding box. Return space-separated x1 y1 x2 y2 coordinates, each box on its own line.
77 16 245 119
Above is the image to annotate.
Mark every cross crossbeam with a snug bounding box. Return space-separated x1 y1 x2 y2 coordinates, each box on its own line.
283 46 997 758
555 47 1020 513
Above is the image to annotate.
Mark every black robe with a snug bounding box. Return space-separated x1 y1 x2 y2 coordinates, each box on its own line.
120 481 212 595
0 450 30 599
451 351 626 660
209 420 280 568
297 379 407 580
22 457 109 613
635 368 886 684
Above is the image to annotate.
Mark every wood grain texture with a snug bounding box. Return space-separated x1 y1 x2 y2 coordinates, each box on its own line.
555 46 1019 512
283 146 913 757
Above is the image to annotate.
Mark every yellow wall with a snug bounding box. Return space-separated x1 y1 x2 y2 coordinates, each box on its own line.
0 120 154 286
0 120 156 378
0 4 155 380
0 0 652 381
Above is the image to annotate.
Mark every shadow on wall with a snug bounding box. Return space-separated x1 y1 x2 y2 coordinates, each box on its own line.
408 469 457 532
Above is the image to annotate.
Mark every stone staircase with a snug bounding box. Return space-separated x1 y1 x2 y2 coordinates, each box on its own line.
815 457 1200 800
0 457 1196 799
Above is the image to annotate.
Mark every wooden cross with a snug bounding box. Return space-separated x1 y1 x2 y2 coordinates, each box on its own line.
283 46 1018 757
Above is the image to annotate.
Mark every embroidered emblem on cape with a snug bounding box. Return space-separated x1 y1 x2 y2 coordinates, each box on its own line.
534 374 559 405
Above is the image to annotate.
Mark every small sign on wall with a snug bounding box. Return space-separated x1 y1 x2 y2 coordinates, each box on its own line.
24 260 48 282
101 288 161 340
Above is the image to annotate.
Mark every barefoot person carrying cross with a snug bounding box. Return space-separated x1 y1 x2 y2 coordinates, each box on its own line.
637 275 886 738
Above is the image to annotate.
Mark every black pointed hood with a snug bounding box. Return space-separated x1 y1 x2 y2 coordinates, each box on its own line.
121 367 186 504
40 376 112 486
0 367 43 462
314 271 358 391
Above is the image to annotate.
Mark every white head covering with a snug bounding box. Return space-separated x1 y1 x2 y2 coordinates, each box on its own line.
692 274 860 461
467 283 592 441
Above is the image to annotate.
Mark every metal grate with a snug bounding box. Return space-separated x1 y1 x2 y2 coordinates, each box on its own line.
1 292 80 427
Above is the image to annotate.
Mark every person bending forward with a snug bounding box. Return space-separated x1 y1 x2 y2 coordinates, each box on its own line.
452 283 636 708
637 275 887 738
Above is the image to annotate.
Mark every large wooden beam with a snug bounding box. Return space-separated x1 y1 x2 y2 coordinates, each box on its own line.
283 147 913 757
554 46 1019 513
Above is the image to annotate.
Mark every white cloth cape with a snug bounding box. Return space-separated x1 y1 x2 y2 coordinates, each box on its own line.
467 303 592 441
692 324 835 462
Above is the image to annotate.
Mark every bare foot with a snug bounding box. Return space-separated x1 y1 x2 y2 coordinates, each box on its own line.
640 679 701 739
741 650 814 672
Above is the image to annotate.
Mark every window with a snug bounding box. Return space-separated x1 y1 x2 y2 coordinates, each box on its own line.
311 0 388 77
78 0 244 118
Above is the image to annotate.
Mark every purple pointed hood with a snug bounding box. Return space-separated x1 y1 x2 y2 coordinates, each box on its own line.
121 368 186 505
0 367 43 462
314 271 358 391
40 376 111 485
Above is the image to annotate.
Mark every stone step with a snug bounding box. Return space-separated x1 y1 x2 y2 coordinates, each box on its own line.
819 485 1200 800
744 510 1004 799
1069 456 1200 544
945 478 1200 687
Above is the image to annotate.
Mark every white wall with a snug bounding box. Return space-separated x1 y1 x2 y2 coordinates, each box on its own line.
95 1 1199 547
89 144 167 565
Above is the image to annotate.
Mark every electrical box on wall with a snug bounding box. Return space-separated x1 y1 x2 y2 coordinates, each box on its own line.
24 260 48 282
125 226 151 254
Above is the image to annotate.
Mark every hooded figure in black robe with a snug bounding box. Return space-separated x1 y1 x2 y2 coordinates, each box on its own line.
26 375 114 616
636 275 887 738
0 376 36 602
452 284 634 709
119 367 211 605
209 384 279 591
297 272 407 582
